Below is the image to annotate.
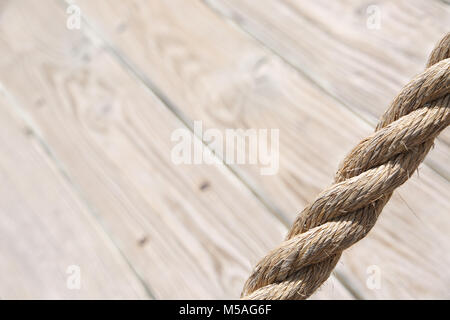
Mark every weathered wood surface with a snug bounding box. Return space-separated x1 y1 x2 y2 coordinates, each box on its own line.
0 0 351 299
0 90 148 299
0 0 448 299
203 0 450 179
74 0 450 299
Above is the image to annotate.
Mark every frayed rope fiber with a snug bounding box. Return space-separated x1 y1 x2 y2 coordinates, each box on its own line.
241 33 450 300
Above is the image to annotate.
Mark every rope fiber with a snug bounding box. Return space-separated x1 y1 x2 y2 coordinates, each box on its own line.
241 33 450 300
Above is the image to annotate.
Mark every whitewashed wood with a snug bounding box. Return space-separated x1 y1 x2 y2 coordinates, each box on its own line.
203 0 450 180
0 0 352 299
74 0 450 298
0 90 148 299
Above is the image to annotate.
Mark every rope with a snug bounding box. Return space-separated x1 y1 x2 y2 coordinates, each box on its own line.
241 33 450 300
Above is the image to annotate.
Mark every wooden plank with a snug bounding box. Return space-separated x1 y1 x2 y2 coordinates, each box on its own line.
203 0 450 119
74 0 450 298
203 0 450 180
0 0 352 299
0 90 148 299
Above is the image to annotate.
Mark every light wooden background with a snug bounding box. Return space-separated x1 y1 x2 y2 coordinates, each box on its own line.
0 0 448 299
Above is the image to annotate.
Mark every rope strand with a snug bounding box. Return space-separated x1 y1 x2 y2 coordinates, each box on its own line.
241 33 450 300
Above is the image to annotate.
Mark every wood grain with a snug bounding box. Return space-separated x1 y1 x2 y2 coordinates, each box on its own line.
74 0 450 298
0 90 148 299
203 0 450 180
0 0 352 299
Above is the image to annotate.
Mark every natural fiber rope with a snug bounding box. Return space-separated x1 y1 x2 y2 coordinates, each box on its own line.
241 33 450 300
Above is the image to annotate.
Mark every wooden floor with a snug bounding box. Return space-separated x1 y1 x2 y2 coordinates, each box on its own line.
0 0 449 299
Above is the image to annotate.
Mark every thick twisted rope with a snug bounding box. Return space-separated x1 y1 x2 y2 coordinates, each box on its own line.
242 33 450 300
